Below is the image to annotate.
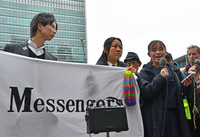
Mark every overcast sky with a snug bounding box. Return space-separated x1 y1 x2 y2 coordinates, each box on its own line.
85 0 200 66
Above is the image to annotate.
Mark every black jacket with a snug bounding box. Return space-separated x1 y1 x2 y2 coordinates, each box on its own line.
96 57 127 67
138 62 190 137
3 41 57 61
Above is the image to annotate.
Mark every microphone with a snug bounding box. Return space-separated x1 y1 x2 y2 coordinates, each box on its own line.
181 59 199 83
159 58 167 68
159 57 168 137
187 71 196 78
80 38 86 63
194 59 200 71
181 71 196 83
194 59 200 66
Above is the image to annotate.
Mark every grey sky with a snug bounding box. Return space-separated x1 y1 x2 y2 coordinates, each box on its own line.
86 0 200 66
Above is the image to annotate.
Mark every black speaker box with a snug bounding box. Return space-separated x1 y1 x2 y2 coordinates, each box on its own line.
85 106 129 134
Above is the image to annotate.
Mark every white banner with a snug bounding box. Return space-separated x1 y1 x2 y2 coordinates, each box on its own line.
0 51 144 137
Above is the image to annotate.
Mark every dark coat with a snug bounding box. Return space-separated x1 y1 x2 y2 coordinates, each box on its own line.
138 62 190 137
96 57 127 67
3 41 57 61
183 69 200 137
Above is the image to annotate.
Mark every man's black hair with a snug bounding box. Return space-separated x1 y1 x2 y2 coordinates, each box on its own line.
30 13 57 38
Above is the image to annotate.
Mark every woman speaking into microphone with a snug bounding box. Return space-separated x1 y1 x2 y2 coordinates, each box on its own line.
138 40 192 137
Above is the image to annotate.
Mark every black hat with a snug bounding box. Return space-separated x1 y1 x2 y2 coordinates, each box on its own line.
124 52 141 65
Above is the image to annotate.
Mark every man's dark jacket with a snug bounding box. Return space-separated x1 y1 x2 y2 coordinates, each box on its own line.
3 41 57 60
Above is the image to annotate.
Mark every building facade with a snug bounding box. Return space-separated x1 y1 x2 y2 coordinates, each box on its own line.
0 0 87 63
174 54 187 69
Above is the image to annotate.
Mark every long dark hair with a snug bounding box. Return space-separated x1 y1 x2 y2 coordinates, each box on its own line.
97 37 122 63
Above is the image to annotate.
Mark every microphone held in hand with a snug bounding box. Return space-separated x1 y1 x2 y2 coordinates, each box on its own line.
159 57 168 137
194 59 200 71
194 59 200 66
187 71 196 78
181 71 196 83
159 58 167 68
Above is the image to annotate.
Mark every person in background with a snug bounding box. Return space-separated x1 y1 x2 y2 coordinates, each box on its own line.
3 13 57 60
138 40 191 137
124 52 142 75
181 45 200 137
165 52 179 67
181 45 200 90
96 37 136 73
124 51 143 106
165 52 174 65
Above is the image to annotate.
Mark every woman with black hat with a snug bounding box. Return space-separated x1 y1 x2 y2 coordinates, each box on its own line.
124 52 142 75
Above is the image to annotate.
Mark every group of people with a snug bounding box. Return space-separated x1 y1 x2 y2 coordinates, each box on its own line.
96 37 200 137
2 12 200 137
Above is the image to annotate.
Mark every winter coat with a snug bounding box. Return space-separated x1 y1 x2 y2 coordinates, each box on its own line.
138 62 190 137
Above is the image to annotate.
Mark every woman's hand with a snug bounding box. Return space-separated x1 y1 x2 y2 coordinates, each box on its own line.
160 68 169 78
